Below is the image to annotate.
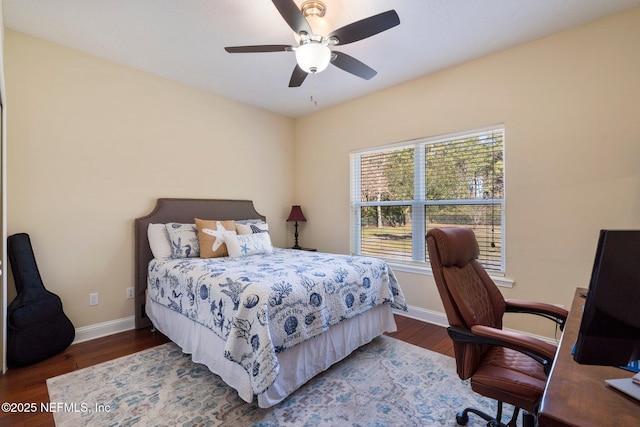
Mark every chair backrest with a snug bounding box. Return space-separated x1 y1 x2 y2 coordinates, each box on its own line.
426 227 506 379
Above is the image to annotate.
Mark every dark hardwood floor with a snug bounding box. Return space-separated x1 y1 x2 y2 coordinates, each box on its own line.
0 314 452 426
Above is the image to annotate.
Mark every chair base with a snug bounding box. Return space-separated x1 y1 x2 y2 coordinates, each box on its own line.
455 402 536 427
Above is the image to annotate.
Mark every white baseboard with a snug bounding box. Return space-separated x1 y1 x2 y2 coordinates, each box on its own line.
394 305 449 328
72 316 135 344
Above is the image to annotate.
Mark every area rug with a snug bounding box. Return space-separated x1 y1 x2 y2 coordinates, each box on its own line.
47 335 506 426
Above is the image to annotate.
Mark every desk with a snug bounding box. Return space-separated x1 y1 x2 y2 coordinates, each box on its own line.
538 288 640 427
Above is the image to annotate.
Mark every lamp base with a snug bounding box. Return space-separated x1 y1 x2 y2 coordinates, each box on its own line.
293 221 301 250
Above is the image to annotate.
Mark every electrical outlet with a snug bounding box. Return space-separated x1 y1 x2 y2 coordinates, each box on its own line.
89 292 99 306
126 287 134 300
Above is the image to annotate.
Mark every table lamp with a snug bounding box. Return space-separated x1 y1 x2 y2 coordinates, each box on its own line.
286 205 307 249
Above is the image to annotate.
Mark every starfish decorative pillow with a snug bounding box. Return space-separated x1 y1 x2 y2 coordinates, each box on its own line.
195 218 237 258
226 232 274 258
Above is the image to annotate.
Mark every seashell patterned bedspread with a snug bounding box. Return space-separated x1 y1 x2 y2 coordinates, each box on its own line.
147 248 407 394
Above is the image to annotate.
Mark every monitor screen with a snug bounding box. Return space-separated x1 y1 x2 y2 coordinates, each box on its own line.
574 230 640 366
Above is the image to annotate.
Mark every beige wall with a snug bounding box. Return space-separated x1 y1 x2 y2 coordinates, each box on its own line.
5 31 295 328
5 7 640 338
295 8 640 336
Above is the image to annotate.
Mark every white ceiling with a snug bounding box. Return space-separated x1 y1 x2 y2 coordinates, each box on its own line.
4 0 640 118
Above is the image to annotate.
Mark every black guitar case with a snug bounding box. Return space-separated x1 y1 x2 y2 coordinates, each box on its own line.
7 233 75 366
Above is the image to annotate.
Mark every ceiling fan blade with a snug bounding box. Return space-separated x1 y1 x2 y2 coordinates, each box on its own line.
272 0 312 35
327 10 400 46
289 64 308 87
225 45 292 53
331 51 377 80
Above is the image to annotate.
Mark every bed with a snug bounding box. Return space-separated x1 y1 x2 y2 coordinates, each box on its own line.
134 198 407 408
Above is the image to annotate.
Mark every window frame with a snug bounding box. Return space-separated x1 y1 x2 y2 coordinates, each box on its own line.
350 125 506 275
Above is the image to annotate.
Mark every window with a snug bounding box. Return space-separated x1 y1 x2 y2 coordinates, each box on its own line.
350 126 505 273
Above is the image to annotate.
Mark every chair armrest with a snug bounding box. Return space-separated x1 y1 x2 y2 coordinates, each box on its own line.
448 325 558 374
505 299 568 330
470 325 558 362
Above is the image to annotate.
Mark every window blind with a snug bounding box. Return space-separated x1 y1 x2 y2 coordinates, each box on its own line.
351 126 505 273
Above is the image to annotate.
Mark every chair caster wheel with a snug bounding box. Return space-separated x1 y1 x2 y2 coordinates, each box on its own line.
456 412 469 426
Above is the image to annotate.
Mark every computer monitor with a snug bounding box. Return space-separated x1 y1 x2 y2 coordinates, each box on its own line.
574 230 640 366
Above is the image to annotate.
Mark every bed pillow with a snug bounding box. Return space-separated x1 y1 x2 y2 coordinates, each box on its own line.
226 232 274 258
236 222 269 235
148 223 172 259
165 223 200 258
195 218 236 258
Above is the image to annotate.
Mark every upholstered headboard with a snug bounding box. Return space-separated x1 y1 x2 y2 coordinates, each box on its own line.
134 198 266 329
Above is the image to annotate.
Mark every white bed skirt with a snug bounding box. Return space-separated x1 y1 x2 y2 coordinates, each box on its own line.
146 297 397 408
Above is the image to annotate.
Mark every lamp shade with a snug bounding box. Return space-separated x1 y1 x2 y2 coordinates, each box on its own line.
287 205 307 222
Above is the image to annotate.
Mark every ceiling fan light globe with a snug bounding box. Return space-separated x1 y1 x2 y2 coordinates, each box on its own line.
295 43 331 74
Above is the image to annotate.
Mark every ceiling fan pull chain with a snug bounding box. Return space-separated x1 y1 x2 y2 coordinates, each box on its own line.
309 72 318 107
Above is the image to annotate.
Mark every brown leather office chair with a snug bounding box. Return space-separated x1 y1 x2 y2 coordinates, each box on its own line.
426 228 568 427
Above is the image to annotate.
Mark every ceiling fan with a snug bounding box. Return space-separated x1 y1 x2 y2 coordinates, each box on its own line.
224 0 400 87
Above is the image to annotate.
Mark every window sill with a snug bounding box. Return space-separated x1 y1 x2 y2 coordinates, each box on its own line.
386 260 514 288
